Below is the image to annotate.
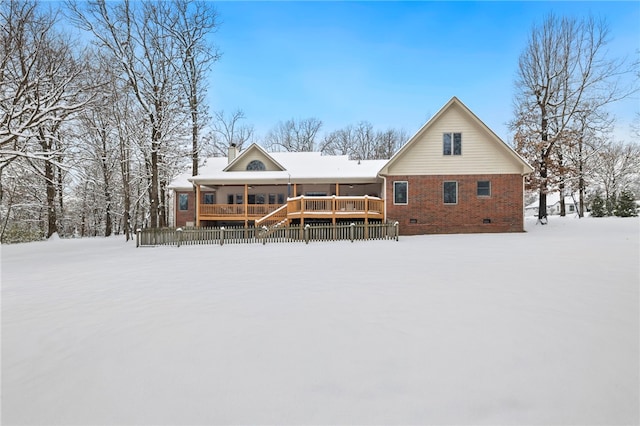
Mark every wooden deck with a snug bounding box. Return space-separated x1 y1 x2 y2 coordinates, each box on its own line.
198 196 385 226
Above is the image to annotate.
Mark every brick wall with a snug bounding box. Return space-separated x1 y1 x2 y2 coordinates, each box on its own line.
385 174 525 235
174 191 195 227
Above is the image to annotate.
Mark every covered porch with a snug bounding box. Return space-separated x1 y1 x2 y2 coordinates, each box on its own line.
195 182 384 227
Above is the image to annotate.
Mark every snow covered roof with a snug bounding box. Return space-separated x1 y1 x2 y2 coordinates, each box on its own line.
168 146 388 189
525 193 578 209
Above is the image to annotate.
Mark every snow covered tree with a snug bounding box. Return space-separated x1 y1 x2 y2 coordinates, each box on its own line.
615 190 638 217
153 0 220 177
1 0 91 239
510 13 633 222
69 0 189 229
591 140 640 215
589 193 607 217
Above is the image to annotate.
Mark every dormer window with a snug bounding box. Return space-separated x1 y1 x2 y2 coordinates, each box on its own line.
246 160 266 171
443 132 462 155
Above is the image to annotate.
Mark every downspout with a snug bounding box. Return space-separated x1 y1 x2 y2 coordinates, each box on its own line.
522 171 527 232
381 175 387 222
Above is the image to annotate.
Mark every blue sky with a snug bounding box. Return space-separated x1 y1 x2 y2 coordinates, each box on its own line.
207 1 639 143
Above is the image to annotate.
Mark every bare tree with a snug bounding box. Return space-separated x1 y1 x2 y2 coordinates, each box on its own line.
321 123 406 160
265 117 322 152
559 106 613 216
510 14 634 222
591 141 640 213
349 121 377 161
1 0 90 238
320 126 355 157
374 128 407 159
155 0 220 177
210 109 255 156
69 0 185 228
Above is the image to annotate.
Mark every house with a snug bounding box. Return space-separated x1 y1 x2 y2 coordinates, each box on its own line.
169 144 388 228
169 97 534 235
525 193 581 217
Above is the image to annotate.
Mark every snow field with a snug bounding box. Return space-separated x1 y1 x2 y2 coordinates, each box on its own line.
1 216 638 425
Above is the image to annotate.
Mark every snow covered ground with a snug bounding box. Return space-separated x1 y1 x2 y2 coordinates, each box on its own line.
2 216 639 425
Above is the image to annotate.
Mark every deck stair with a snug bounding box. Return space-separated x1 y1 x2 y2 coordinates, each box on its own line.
255 203 289 228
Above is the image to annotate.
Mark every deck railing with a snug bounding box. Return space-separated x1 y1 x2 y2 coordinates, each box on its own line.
199 204 281 218
199 196 384 223
136 221 399 247
255 204 289 227
286 195 384 219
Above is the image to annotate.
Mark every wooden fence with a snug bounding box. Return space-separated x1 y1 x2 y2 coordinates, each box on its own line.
136 222 399 247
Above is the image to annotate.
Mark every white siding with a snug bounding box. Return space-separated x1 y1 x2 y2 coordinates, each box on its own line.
387 103 524 175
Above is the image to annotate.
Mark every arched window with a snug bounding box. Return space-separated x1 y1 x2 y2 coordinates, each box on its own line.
246 160 266 171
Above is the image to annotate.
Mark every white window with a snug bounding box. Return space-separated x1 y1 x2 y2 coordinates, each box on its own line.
394 181 408 205
443 181 458 204
443 133 462 155
477 181 491 197
178 193 189 210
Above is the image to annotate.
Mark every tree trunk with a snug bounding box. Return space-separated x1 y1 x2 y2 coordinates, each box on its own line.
121 158 131 241
57 156 65 233
45 159 58 238
149 136 159 229
577 136 585 217
538 115 549 222
192 105 199 176
100 134 113 237
159 178 167 228
558 149 566 216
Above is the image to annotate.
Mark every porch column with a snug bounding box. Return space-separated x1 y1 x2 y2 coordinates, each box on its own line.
244 184 249 227
195 184 201 227
364 195 369 239
335 183 340 196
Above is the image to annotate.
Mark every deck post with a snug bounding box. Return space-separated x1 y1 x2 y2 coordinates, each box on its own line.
299 196 305 240
244 184 248 224
364 195 369 239
195 185 201 226
331 195 337 239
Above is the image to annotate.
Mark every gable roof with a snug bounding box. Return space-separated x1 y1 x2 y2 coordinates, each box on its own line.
378 96 534 176
223 143 287 172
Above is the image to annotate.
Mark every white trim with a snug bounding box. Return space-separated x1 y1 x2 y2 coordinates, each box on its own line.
477 180 491 197
443 181 458 205
393 181 408 205
443 132 462 156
